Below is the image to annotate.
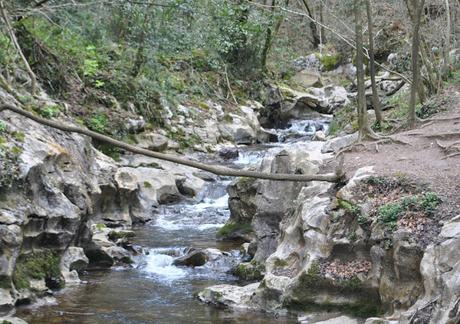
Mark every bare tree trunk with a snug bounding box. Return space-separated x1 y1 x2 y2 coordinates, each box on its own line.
0 1 37 95
301 0 321 48
408 0 425 128
365 0 383 125
261 0 290 71
355 0 368 139
0 104 341 183
261 0 277 71
442 0 451 77
319 0 326 45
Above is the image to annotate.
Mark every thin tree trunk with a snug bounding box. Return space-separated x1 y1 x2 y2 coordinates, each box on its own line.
365 0 383 124
319 0 326 45
355 0 368 140
261 0 290 71
0 1 37 95
408 0 425 128
300 0 321 48
261 0 277 71
442 0 451 78
0 104 341 183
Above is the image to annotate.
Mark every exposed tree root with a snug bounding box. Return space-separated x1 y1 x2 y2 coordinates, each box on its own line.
424 132 460 140
0 103 342 183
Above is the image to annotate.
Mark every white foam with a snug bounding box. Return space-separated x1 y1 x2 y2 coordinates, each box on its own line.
194 194 229 211
143 252 186 280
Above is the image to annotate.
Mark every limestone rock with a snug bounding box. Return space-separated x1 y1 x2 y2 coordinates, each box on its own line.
198 283 259 310
135 133 168 152
173 250 208 267
322 132 359 153
293 70 323 88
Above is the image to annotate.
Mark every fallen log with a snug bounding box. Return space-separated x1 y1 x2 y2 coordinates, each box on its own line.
0 104 342 182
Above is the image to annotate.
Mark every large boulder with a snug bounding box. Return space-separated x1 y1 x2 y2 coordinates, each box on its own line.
173 250 208 267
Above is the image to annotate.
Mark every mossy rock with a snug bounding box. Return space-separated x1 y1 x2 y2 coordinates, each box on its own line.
286 263 382 318
0 275 11 289
233 261 265 281
216 222 253 240
108 230 135 241
13 250 63 290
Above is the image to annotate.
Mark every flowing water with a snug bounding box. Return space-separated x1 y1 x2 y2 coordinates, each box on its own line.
17 118 329 324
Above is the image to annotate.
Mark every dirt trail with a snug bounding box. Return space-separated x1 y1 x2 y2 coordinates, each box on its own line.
343 87 460 220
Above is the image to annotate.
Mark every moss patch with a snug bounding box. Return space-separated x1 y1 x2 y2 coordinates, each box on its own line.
108 230 135 241
216 222 252 238
13 250 62 290
0 275 11 289
233 261 265 281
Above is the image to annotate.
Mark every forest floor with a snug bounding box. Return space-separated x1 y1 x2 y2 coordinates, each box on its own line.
343 85 460 221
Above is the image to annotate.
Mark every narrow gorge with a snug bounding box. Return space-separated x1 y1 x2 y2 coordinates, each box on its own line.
1 1 460 323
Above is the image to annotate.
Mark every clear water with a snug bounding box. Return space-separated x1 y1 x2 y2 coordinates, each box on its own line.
16 118 329 324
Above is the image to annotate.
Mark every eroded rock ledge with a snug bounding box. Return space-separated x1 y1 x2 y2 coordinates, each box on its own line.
201 138 459 324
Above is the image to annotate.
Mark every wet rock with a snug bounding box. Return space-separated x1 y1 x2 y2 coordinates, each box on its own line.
312 316 359 324
364 318 398 324
218 147 239 160
314 130 327 141
0 288 14 314
173 250 208 267
232 261 265 281
257 129 279 143
198 283 259 310
61 247 89 274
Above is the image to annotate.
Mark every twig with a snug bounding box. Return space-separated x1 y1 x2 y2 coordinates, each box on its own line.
224 65 238 105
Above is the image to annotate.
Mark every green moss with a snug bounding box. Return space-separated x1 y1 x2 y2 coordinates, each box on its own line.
216 222 252 238
317 53 342 71
95 223 106 231
0 275 11 289
108 230 135 241
12 131 25 142
143 181 152 188
274 258 288 267
233 261 265 281
237 176 256 187
0 121 6 134
86 113 109 134
13 250 62 290
36 105 60 119
328 104 357 136
223 114 233 123
2 320 13 324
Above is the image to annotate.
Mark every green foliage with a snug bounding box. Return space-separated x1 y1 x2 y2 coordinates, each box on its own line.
97 143 121 161
421 192 441 214
378 192 441 231
37 105 60 119
0 275 11 289
378 202 402 230
0 121 6 134
328 104 357 135
13 250 62 290
217 222 252 238
317 53 342 71
87 113 109 133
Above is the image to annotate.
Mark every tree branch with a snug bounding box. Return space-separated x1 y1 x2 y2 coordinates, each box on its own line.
0 104 341 183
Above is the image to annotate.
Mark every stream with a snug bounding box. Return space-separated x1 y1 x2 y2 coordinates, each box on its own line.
16 118 329 324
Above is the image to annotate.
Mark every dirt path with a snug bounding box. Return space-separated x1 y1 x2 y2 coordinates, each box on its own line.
343 87 460 220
